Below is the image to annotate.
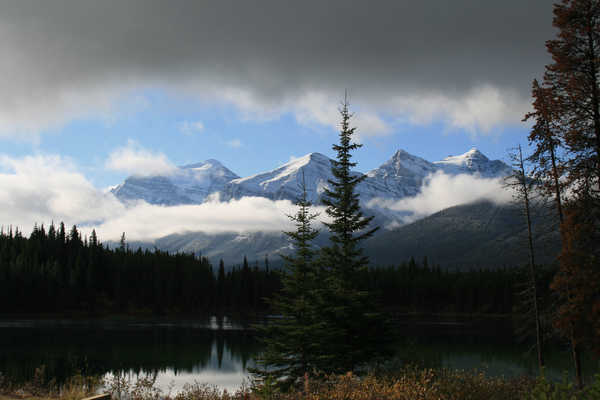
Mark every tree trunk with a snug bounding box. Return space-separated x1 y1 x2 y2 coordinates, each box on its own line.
517 145 544 370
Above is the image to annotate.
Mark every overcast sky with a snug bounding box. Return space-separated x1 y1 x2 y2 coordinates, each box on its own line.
0 0 556 238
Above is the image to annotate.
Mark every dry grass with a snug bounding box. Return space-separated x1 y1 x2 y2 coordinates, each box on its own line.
2 367 600 400
0 367 101 400
264 369 532 400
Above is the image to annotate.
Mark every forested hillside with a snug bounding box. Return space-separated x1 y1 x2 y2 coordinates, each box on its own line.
0 222 540 316
0 223 280 315
365 200 561 269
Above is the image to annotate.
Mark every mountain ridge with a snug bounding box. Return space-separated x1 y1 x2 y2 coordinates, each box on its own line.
111 148 512 207
107 148 526 267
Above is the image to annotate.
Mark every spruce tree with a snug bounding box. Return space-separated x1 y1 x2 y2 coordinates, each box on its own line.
319 97 389 373
253 174 323 388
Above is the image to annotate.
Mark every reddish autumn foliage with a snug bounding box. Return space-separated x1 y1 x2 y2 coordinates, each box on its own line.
544 0 600 194
553 202 600 357
528 0 600 380
524 80 566 221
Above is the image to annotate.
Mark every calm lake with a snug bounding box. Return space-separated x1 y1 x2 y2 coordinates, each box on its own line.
1 316 598 393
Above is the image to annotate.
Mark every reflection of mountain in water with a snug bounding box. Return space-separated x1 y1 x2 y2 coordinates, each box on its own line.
0 319 260 385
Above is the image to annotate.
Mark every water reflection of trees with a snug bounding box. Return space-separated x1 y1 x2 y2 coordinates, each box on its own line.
0 326 260 385
2 322 595 385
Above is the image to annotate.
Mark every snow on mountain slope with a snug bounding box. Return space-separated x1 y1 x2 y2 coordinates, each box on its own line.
222 152 361 204
434 148 513 178
111 159 239 205
110 148 512 207
361 150 440 200
107 148 515 264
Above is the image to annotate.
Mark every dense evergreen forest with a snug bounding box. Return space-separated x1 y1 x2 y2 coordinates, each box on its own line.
0 222 544 316
0 223 280 315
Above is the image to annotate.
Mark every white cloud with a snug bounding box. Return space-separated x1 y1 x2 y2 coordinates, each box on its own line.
0 153 329 242
0 152 515 245
368 171 513 223
105 140 176 176
88 197 317 241
284 91 391 138
0 77 128 140
225 139 243 148
390 85 530 135
0 154 125 231
211 86 522 139
179 120 204 135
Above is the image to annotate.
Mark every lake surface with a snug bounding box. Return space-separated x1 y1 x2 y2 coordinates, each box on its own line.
0 316 598 393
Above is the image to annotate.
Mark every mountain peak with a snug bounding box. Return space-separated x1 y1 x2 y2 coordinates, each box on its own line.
112 158 239 205
390 149 414 159
180 159 226 170
435 148 512 177
464 147 487 159
286 152 330 166
366 149 438 186
308 152 329 161
438 148 489 165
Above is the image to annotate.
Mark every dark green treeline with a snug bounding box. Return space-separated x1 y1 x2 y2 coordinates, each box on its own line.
0 223 280 315
367 257 554 315
0 223 549 316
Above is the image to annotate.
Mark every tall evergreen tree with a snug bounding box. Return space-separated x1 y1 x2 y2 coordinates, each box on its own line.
319 97 389 373
253 174 323 387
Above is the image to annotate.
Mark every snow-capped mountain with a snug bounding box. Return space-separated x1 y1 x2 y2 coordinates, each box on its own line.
361 150 441 200
434 148 513 177
108 148 514 265
221 152 362 204
111 159 240 205
111 148 512 207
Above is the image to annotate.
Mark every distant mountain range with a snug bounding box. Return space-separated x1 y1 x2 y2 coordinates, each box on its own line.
109 148 549 269
112 148 513 206
111 159 239 205
122 200 560 270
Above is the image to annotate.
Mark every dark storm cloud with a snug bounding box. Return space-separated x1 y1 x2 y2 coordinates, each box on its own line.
0 0 554 135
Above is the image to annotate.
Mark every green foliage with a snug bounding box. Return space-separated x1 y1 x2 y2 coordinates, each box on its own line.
252 178 325 386
254 100 393 385
528 371 600 400
0 222 280 315
252 375 280 400
317 99 390 373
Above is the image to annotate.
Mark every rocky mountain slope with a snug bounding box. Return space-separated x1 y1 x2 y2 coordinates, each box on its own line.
109 148 528 268
111 159 239 205
364 200 560 269
123 200 559 270
111 148 511 206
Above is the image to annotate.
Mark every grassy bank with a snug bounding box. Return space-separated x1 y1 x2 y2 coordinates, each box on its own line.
2 367 600 400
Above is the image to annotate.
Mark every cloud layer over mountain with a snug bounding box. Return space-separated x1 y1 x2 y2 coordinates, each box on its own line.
0 154 311 241
0 0 552 137
0 148 515 243
369 171 513 225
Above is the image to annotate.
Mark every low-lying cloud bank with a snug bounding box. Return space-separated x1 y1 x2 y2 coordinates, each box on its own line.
368 171 513 224
0 154 123 230
89 196 320 242
0 154 512 243
0 154 327 242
